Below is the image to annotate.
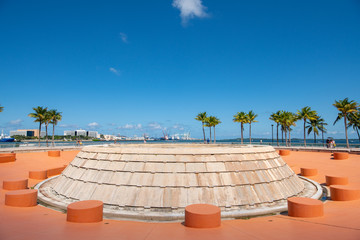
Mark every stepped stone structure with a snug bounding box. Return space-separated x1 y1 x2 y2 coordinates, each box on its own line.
37 144 321 221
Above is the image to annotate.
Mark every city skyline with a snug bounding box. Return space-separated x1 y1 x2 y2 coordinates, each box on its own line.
1 1 360 139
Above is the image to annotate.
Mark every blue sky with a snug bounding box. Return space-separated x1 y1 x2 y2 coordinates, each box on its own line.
0 0 359 139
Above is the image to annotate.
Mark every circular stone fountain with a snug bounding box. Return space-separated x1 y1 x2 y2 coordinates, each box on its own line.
36 144 322 221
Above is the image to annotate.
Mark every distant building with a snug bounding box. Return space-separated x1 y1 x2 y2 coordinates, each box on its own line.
10 129 45 137
64 130 99 138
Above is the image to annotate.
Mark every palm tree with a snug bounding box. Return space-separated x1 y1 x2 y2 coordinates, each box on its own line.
333 98 359 148
287 112 299 146
195 112 207 143
297 107 318 147
48 109 62 147
204 117 212 143
28 106 48 147
247 111 258 144
211 116 221 143
43 111 52 147
269 111 281 146
0 105 3 112
307 116 327 144
348 111 360 142
233 112 248 144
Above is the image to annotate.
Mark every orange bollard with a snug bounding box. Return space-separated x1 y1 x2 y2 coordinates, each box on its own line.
5 189 38 207
333 152 349 160
185 204 221 228
67 200 103 223
279 150 291 156
47 166 66 177
48 150 61 157
325 175 349 186
287 197 324 218
330 185 360 201
300 168 318 177
3 179 28 190
0 153 16 163
29 170 48 180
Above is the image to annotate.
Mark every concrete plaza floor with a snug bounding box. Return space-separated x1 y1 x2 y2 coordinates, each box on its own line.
0 150 359 240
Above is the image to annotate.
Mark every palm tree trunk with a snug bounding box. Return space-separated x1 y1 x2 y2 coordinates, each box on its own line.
202 123 206 143
45 124 48 147
281 128 284 143
276 123 279 146
289 129 291 147
314 131 316 144
38 122 41 147
214 126 216 143
303 120 306 147
249 123 252 144
241 123 243 144
52 124 55 147
209 127 212 144
345 117 349 148
356 127 360 142
284 129 287 147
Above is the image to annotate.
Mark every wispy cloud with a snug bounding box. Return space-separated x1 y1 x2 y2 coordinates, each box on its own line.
9 119 23 126
58 124 79 129
109 67 120 76
119 32 128 43
88 122 100 129
172 0 209 26
148 122 163 130
117 124 142 130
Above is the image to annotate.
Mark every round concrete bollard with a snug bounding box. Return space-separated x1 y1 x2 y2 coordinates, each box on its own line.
287 197 324 218
300 168 318 177
325 175 349 186
67 200 103 223
0 153 16 163
185 204 221 228
330 185 360 201
29 170 48 180
279 150 291 156
3 179 28 190
5 189 38 207
333 152 349 160
48 151 61 157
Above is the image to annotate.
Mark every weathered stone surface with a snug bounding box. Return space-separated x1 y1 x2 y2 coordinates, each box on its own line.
37 144 320 221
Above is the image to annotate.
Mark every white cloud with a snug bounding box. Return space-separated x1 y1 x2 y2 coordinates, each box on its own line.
172 0 208 25
88 122 100 128
119 32 128 43
117 124 142 130
9 119 23 126
172 124 185 131
109 67 120 76
58 124 78 129
148 122 162 130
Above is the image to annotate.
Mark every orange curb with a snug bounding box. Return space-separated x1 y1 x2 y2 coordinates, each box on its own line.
5 189 38 207
185 204 221 228
3 179 28 190
67 200 103 223
300 168 318 177
29 170 48 180
333 152 349 160
287 197 324 218
325 175 349 186
279 150 291 156
47 166 66 177
0 153 16 163
330 185 360 201
48 150 61 157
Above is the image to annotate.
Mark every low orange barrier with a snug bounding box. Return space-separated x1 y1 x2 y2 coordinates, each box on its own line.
330 185 360 201
325 175 348 186
279 150 291 156
67 200 103 223
185 204 221 228
3 179 28 190
300 168 318 177
287 197 324 218
0 153 16 163
5 189 38 207
333 152 349 160
47 166 66 177
29 170 47 180
48 151 61 157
